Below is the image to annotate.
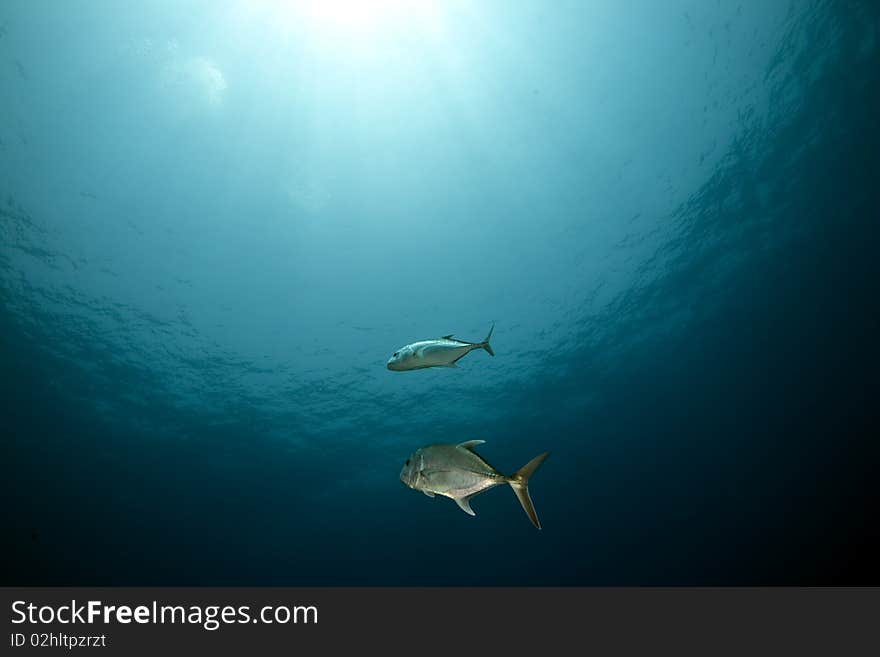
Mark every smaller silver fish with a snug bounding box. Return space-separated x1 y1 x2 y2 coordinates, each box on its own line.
387 324 495 371
400 440 550 529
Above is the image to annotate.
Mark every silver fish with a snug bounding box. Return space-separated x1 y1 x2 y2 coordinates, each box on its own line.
386 324 495 371
400 440 550 529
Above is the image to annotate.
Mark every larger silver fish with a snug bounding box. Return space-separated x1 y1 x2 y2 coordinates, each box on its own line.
386 324 495 371
399 440 550 529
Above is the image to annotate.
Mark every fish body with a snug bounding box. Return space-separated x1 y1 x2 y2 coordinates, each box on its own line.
400 440 550 529
387 324 495 371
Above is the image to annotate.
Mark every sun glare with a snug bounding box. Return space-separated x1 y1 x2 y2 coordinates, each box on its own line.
307 0 414 32
250 0 442 44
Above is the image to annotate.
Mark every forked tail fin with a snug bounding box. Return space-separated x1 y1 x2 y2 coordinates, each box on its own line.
481 322 495 357
507 451 550 529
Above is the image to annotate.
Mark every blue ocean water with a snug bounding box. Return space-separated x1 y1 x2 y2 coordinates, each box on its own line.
1 1 878 585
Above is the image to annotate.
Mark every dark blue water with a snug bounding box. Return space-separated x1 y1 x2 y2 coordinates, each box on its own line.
2 1 878 585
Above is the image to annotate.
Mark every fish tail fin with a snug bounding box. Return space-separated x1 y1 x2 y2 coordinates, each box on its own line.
481 322 495 356
507 451 549 529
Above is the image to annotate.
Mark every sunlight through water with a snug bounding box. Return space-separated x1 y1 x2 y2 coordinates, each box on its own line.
247 0 445 47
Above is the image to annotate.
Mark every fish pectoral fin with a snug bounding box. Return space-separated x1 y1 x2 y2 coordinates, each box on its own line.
422 490 435 498
457 439 486 451
454 495 477 516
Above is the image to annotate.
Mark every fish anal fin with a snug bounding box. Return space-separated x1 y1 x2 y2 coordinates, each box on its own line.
457 439 486 451
422 490 435 498
455 496 476 516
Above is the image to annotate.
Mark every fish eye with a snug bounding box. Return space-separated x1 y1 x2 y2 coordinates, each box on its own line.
405 459 410 465
393 352 399 358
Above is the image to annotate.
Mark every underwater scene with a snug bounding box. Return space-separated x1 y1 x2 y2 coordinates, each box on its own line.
1 1 878 585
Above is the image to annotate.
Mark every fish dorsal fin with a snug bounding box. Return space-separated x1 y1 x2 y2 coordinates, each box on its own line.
455 496 476 516
457 439 486 451
441 334 454 340
422 490 435 498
